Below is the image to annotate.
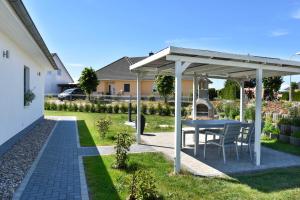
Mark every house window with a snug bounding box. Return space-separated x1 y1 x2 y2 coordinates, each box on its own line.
24 66 30 105
124 84 130 92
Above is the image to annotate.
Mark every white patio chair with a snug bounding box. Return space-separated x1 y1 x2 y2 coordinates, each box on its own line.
204 123 241 164
238 122 264 160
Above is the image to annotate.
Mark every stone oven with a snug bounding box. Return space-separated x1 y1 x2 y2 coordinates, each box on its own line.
196 77 214 118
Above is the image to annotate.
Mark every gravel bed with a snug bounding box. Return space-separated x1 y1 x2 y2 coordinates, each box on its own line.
0 119 56 199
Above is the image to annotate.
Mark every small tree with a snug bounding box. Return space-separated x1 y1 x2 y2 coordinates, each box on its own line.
128 170 161 200
78 67 99 100
96 117 112 138
155 75 174 104
113 131 133 169
263 76 283 100
222 80 240 100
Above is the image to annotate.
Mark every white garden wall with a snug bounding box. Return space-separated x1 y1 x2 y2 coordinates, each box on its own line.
0 31 46 146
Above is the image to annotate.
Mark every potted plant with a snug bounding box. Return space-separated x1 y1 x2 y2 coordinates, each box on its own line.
291 117 300 134
278 118 291 135
290 131 300 146
263 121 279 139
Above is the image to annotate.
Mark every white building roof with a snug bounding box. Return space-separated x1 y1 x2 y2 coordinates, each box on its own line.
130 46 300 79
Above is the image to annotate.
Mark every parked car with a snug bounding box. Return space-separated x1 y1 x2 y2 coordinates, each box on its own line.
58 88 85 101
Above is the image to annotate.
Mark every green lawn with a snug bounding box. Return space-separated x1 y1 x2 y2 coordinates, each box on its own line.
45 111 174 146
262 138 300 156
84 152 300 200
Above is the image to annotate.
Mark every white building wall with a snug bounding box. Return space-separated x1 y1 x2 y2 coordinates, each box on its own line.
45 55 73 95
0 31 45 146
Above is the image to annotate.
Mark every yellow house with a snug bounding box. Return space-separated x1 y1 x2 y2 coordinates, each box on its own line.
95 56 193 97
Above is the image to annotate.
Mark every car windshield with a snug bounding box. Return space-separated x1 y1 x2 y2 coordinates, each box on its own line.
63 89 75 94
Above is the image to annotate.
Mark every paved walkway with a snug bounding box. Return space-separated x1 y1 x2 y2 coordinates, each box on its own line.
14 116 156 200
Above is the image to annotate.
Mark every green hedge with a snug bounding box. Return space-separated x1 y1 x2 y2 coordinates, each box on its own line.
45 102 188 117
281 91 300 101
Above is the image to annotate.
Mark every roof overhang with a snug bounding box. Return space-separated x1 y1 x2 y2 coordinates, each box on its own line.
130 46 300 80
1 0 57 70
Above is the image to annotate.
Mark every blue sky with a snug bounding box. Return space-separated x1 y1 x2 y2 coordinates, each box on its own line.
23 0 300 89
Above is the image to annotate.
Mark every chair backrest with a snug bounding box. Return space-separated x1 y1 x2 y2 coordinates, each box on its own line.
223 123 241 144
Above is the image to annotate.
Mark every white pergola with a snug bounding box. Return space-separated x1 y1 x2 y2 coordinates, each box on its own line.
130 46 300 173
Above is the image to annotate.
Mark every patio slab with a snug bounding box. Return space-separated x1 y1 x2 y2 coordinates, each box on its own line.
141 132 300 177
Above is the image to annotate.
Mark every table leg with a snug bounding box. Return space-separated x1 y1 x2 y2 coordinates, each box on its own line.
194 126 199 156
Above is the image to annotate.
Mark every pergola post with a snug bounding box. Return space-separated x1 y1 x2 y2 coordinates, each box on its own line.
192 73 197 120
174 61 190 173
240 80 245 122
136 72 142 144
254 68 263 165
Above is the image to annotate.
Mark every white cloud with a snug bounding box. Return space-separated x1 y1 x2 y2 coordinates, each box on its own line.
292 8 300 19
270 30 289 37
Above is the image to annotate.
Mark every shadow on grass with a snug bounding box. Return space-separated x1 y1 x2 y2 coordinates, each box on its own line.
78 119 121 199
232 167 300 193
84 156 121 200
262 139 300 156
77 120 96 147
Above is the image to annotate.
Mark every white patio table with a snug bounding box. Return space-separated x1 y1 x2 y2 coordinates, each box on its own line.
182 120 244 156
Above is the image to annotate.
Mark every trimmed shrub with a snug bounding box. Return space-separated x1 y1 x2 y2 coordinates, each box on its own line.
120 104 128 114
74 103 78 112
128 170 161 200
162 105 171 116
181 107 188 117
96 117 112 138
84 104 91 112
291 131 300 138
107 105 113 113
113 104 120 113
148 104 156 115
90 104 96 113
50 103 57 110
79 104 84 112
131 104 137 114
44 102 51 110
62 103 68 111
157 103 163 116
141 104 147 114
57 103 63 111
68 104 74 112
113 131 133 169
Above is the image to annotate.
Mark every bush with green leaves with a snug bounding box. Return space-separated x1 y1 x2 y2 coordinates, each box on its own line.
245 105 255 122
113 131 133 169
113 104 120 113
90 104 96 113
181 107 188 117
132 104 137 114
120 104 128 114
107 105 113 113
142 104 148 114
263 121 280 135
148 104 156 115
50 102 57 110
79 104 84 112
44 102 51 110
128 170 161 200
96 117 112 138
73 103 78 112
84 104 91 112
162 105 171 116
291 131 300 138
157 103 163 115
